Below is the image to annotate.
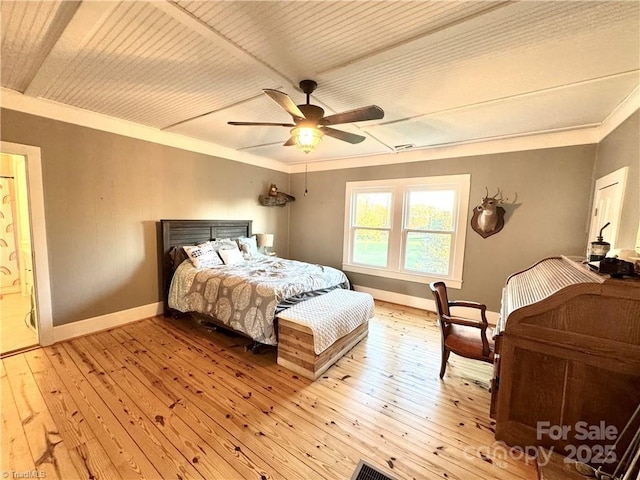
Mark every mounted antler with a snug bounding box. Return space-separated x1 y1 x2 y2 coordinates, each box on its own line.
482 187 511 204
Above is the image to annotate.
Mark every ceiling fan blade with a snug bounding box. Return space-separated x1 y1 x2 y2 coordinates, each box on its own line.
228 121 295 127
321 105 384 125
322 127 366 144
283 137 296 147
264 89 306 119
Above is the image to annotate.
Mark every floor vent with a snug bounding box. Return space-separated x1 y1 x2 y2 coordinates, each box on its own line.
351 460 398 480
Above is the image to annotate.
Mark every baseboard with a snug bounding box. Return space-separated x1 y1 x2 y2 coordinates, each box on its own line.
52 302 163 343
352 285 500 324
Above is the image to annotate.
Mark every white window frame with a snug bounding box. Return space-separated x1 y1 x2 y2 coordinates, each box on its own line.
343 174 471 289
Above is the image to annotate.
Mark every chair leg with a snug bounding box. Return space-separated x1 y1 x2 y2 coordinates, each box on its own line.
440 347 450 379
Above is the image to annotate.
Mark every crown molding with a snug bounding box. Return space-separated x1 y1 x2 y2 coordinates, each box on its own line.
0 88 289 173
288 126 601 173
598 85 640 141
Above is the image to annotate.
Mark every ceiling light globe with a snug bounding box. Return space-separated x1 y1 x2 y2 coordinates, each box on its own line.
291 127 324 154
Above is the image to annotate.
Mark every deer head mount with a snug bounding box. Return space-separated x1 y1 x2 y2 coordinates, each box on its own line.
471 187 515 238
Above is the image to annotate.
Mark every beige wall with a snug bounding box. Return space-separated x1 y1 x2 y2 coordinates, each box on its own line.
288 145 596 311
594 111 639 250
1 109 290 326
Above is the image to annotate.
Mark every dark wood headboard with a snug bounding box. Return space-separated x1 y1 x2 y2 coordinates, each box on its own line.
160 219 252 316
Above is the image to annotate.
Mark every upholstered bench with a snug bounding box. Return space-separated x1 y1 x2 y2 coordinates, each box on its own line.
276 289 375 380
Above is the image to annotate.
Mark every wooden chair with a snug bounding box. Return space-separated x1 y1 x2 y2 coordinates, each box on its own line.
429 281 495 379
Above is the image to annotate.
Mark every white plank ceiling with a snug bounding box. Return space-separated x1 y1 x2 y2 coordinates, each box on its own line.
1 0 639 166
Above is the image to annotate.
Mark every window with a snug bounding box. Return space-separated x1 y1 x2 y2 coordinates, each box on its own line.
343 174 470 288
352 190 392 268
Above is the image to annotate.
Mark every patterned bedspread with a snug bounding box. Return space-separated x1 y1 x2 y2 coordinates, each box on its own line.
168 256 349 345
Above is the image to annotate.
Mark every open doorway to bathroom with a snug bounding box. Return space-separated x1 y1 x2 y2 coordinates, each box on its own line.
1 141 52 351
0 152 37 355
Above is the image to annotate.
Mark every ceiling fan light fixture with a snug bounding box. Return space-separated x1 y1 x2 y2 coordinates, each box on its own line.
229 79 383 152
291 126 324 154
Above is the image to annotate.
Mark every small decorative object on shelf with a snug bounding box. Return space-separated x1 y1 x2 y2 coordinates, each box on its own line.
259 184 295 207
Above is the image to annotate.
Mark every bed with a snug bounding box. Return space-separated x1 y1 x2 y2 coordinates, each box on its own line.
160 219 350 346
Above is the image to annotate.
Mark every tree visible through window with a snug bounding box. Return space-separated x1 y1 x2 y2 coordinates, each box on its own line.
404 189 455 275
353 191 391 267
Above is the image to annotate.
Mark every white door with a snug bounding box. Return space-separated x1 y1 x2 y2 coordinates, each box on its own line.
587 167 628 251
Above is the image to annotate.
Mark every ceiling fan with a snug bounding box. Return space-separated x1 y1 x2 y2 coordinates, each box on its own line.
228 79 384 153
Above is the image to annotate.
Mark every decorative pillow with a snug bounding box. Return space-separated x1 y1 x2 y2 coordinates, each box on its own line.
183 242 224 269
236 236 259 259
210 238 238 252
219 247 245 265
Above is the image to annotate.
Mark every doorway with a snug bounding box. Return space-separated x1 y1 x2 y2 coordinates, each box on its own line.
0 153 37 354
0 142 52 354
587 166 628 253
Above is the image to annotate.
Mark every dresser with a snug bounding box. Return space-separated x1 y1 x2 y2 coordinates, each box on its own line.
491 256 640 458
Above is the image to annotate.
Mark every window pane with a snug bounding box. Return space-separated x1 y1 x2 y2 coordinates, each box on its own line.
354 192 392 228
404 232 451 275
353 229 389 267
406 190 455 231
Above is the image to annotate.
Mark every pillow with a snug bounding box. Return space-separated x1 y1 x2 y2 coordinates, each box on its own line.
210 238 238 252
183 242 224 269
219 247 245 265
236 236 259 259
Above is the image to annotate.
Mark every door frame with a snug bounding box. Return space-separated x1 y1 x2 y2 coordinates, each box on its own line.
587 166 628 251
1 141 53 346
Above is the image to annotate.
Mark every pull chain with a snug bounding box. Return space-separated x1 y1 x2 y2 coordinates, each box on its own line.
304 163 308 196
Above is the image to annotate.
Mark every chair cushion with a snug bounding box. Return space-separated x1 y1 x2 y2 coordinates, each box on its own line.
444 324 495 361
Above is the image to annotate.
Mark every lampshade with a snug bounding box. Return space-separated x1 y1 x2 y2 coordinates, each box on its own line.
256 233 274 248
291 126 324 154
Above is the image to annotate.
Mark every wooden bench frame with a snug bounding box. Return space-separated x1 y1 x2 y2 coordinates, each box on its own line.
277 319 369 380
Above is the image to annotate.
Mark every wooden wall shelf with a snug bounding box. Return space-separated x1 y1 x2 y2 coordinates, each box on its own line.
259 195 288 207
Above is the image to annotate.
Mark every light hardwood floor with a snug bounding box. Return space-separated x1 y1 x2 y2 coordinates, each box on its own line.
0 292 37 355
1 302 537 479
